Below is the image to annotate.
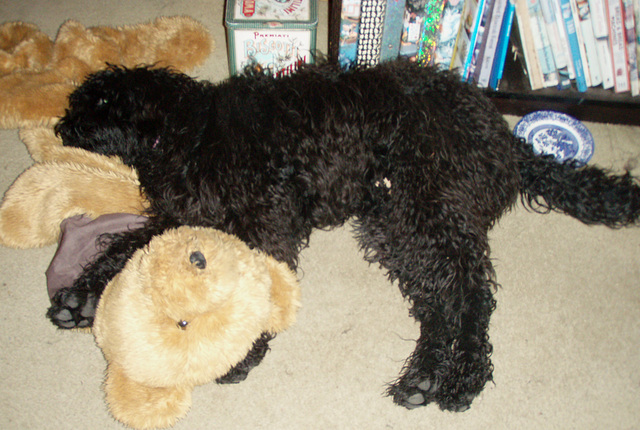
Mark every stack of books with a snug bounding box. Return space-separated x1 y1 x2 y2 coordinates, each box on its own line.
329 0 640 95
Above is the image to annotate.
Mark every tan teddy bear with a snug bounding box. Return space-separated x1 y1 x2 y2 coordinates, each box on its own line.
0 17 213 129
94 226 300 430
0 131 301 430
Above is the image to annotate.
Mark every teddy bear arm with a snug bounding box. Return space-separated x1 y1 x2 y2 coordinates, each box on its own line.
265 256 301 334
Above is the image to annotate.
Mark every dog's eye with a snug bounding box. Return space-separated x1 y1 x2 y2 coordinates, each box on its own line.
177 320 189 330
97 97 108 107
189 251 207 269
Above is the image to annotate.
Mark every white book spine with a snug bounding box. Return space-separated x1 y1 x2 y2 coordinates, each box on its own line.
577 0 603 86
597 36 616 88
588 0 609 37
529 0 560 86
554 0 576 78
541 0 568 68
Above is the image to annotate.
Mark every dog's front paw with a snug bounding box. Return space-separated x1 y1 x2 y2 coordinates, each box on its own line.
47 287 97 329
389 360 488 412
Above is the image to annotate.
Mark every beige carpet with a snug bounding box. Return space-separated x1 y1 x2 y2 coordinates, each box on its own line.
1 1 639 429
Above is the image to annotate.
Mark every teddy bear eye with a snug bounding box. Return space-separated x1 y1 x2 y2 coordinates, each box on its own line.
177 320 189 330
189 251 206 269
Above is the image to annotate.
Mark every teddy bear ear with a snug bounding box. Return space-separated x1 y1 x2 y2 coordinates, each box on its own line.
264 256 301 334
103 361 192 430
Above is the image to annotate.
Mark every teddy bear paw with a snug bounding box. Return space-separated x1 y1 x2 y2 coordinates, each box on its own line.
47 287 97 329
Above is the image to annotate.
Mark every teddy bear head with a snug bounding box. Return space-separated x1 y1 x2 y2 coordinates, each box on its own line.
92 226 300 429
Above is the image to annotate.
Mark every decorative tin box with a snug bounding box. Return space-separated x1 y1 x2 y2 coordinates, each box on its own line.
225 0 318 75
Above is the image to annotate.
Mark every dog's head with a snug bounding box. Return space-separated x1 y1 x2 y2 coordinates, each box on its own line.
55 65 204 166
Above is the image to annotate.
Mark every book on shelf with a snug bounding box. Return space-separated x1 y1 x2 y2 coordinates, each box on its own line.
489 0 516 89
515 0 545 88
328 0 640 96
357 0 388 67
475 0 509 86
330 0 362 68
541 0 572 88
623 0 639 95
463 0 490 81
399 0 427 59
434 0 467 69
450 0 481 71
530 0 561 87
575 0 603 87
607 0 630 92
380 0 407 61
415 0 448 65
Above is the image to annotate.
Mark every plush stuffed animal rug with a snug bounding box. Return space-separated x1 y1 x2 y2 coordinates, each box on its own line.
1 1 639 429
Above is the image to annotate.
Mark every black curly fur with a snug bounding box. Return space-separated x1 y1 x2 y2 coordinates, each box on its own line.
49 60 640 411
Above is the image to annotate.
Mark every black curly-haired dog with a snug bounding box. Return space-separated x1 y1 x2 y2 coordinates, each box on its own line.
48 60 640 411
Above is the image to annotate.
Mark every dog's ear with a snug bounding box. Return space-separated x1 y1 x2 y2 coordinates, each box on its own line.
264 256 300 334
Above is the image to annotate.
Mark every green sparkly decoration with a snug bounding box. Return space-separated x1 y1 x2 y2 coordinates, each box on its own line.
416 0 447 66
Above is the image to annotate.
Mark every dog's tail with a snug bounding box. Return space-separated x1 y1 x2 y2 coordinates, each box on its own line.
516 137 640 228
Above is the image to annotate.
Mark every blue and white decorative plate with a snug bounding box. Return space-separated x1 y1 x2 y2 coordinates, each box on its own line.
514 110 594 164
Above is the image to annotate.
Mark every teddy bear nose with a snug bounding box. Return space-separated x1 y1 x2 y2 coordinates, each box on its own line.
189 251 206 269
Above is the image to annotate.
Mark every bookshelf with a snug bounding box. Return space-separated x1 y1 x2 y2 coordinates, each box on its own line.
329 1 640 127
487 28 640 126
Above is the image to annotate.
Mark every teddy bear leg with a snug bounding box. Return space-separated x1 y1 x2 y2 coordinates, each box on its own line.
47 219 171 329
355 204 496 412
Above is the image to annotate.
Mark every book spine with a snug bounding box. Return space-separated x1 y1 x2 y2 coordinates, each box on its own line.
434 0 468 69
416 0 448 65
570 0 593 86
529 0 560 87
596 37 616 88
462 0 488 79
478 0 509 86
607 0 630 92
470 0 498 82
553 0 576 79
515 0 545 88
576 0 603 86
450 0 479 72
636 0 640 74
489 0 516 88
542 0 572 87
588 0 609 37
623 0 639 94
336 0 363 68
357 0 388 67
560 0 588 90
380 0 407 61
399 1 427 59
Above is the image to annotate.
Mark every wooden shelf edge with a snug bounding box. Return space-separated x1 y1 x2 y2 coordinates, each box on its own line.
486 90 640 126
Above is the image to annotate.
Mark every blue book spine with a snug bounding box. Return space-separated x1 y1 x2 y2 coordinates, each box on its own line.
559 0 588 91
462 0 487 80
488 0 515 89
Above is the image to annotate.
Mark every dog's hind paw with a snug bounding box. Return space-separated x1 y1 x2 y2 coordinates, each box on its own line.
390 376 441 410
47 287 97 329
390 374 478 412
